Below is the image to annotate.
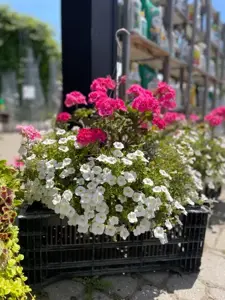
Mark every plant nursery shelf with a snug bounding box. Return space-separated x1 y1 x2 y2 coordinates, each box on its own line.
18 204 208 288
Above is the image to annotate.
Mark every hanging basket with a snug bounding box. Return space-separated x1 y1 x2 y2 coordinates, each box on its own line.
18 203 208 288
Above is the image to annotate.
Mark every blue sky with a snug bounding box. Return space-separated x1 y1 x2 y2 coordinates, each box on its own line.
0 0 224 42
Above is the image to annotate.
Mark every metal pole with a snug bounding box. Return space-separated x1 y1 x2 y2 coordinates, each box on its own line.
121 0 131 97
202 0 212 116
185 0 198 117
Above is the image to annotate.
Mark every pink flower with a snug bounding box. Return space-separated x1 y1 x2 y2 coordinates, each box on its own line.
131 94 159 113
152 116 166 130
120 75 127 84
127 84 145 97
64 91 87 107
91 76 116 92
56 112 71 123
190 114 200 122
12 156 24 168
163 112 186 125
16 125 41 140
77 128 107 145
95 97 127 117
205 113 223 126
155 82 176 110
210 106 225 118
88 91 107 104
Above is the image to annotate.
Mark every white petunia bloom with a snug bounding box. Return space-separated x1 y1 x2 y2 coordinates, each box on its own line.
165 220 173 230
185 197 194 206
174 201 185 211
106 157 117 164
121 158 133 166
132 192 144 203
143 178 154 186
105 225 117 236
80 164 91 173
127 212 138 223
127 153 136 160
113 149 123 158
63 158 72 167
58 146 69 152
87 182 97 190
42 139 56 145
77 224 89 234
133 227 141 236
153 227 165 239
76 215 88 227
91 222 105 235
97 154 108 162
80 192 92 204
75 186 86 196
115 204 123 212
159 169 172 180
62 190 73 202
105 174 116 186
92 166 102 175
82 172 94 181
67 167 75 175
52 194 61 205
123 187 134 198
58 138 68 144
118 195 127 203
206 169 213 176
96 202 108 213
108 216 119 226
117 176 127 187
95 212 107 224
113 142 124 150
153 186 162 193
134 150 144 157
77 178 85 185
124 171 137 183
119 226 130 240
195 150 201 156
56 128 66 135
74 141 81 149
97 186 105 194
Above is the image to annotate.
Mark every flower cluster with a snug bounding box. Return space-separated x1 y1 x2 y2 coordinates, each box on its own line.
16 125 41 140
204 106 225 127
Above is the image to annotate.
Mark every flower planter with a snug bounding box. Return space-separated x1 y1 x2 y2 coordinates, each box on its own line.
18 204 208 287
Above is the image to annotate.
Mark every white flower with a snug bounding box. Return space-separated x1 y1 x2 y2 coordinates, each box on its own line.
81 192 93 204
205 155 211 160
121 158 133 166
92 166 102 175
153 186 162 193
67 167 75 174
18 145 27 156
127 153 136 160
113 150 123 158
134 205 145 217
58 138 68 144
206 169 213 176
82 172 94 181
105 225 116 236
159 169 172 180
113 142 124 149
43 139 56 145
124 171 137 183
62 190 73 202
67 135 76 141
56 128 66 135
165 220 173 230
174 201 185 211
87 182 97 190
27 154 36 160
77 224 89 234
74 142 81 149
95 212 107 224
91 222 105 235
106 157 117 164
52 194 61 205
186 197 194 206
195 150 201 156
133 227 141 236
103 167 111 175
76 215 88 227
134 150 144 157
143 178 154 186
108 216 119 226
154 227 165 239
106 174 117 186
63 158 72 167
97 186 105 194
58 146 69 152
127 212 138 223
159 233 168 245
117 176 127 187
119 226 129 240
96 202 108 213
208 181 215 190
140 218 151 231
75 186 86 196
97 154 108 162
46 180 54 189
77 178 85 185
118 195 127 203
132 192 144 203
80 164 91 173
123 187 134 198
115 204 123 212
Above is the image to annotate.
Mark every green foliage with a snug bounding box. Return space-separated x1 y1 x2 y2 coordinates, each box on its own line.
0 5 60 98
0 160 35 299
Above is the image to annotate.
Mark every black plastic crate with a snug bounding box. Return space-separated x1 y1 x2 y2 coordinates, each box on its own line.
18 204 208 287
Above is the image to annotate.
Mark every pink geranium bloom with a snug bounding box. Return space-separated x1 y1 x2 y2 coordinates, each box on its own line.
152 116 166 130
56 112 72 123
16 125 41 140
210 106 225 118
64 91 87 107
154 82 176 110
12 156 24 168
190 114 200 122
120 75 127 84
95 97 127 117
205 113 223 126
88 91 107 104
127 84 145 97
163 112 186 125
91 76 116 92
131 94 159 114
77 128 107 145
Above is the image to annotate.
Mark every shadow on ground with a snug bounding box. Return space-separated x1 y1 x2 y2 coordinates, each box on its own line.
208 199 225 228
